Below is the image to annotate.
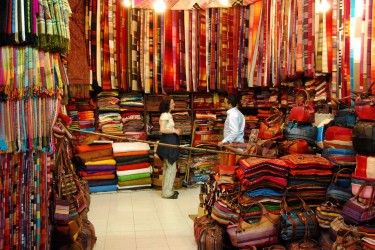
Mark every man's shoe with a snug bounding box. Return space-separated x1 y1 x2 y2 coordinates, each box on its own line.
163 193 178 199
174 191 179 195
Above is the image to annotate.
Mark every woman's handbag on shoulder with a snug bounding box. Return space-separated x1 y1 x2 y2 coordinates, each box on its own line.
280 191 319 241
341 181 375 225
227 202 281 248
289 89 315 124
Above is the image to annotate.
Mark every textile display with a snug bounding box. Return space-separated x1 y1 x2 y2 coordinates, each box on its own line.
112 142 150 153
0 0 71 52
0 152 52 249
82 1 375 95
67 0 91 98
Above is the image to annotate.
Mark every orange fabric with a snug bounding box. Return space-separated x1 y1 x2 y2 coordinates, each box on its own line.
75 144 113 154
113 150 149 158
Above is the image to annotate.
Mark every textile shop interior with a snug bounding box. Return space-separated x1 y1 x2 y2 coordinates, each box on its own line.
1 0 375 249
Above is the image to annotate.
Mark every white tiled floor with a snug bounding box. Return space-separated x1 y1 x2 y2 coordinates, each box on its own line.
89 186 200 250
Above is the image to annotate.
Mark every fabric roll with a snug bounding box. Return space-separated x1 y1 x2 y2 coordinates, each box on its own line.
112 142 150 153
88 179 118 187
117 172 151 182
89 184 117 193
85 159 116 166
116 166 152 176
117 177 152 187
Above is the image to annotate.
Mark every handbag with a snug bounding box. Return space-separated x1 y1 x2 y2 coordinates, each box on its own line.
326 168 353 204
194 215 224 250
227 202 280 248
354 81 375 121
341 181 375 225
280 139 310 155
332 230 362 250
258 108 284 140
352 120 375 156
283 121 318 145
289 89 315 124
333 102 357 128
329 215 356 241
246 139 279 158
323 126 353 150
355 154 375 178
211 198 240 226
280 191 319 241
316 200 342 229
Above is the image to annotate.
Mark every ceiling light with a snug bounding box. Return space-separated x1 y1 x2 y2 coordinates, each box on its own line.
154 0 166 13
122 0 131 7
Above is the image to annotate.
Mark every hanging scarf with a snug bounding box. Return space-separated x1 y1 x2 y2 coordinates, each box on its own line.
67 0 91 98
163 10 174 92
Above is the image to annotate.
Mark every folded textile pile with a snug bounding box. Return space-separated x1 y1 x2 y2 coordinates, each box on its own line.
235 157 289 217
121 112 144 132
66 98 96 136
74 143 117 193
119 93 144 111
97 92 123 135
113 142 152 190
240 91 256 107
281 154 333 207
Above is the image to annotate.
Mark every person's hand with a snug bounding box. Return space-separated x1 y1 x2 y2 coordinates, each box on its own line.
175 128 181 135
218 141 224 147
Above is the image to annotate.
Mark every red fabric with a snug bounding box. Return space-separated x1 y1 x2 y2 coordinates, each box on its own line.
116 162 150 171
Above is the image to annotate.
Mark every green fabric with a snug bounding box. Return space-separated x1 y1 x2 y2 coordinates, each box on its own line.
117 172 151 182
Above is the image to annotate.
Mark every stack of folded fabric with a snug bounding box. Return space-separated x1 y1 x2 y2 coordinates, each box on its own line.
235 157 289 217
149 114 161 135
98 113 123 135
119 93 144 111
281 154 333 207
66 98 96 136
172 112 191 134
193 94 213 109
113 142 152 190
256 90 271 108
74 143 117 193
121 112 144 133
97 91 123 135
240 91 256 107
170 94 190 110
244 115 259 138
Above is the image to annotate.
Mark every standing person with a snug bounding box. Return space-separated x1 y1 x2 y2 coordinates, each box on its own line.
156 97 181 199
218 94 245 146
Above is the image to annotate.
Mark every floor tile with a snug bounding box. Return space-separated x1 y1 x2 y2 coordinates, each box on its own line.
89 186 200 250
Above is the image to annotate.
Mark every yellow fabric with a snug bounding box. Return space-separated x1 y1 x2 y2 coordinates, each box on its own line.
85 159 116 166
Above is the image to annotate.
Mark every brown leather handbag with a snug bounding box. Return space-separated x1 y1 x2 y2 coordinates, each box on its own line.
259 108 284 139
331 230 362 250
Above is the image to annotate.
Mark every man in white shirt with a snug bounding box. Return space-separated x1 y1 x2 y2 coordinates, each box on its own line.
218 95 245 146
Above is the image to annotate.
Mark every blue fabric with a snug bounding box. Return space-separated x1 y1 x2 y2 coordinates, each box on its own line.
244 188 283 197
89 184 117 193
